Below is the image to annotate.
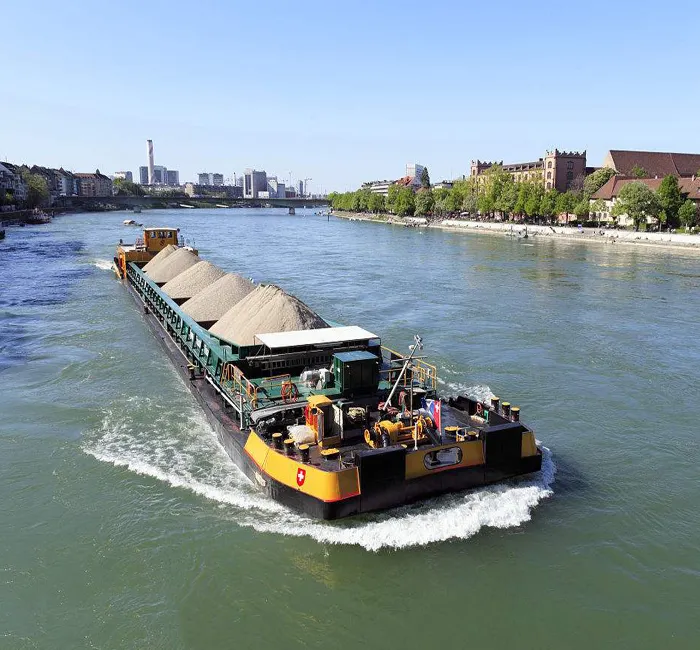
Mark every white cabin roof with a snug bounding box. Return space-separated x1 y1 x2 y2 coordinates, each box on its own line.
255 326 379 349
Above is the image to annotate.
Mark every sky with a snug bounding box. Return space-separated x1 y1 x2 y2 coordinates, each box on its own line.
2 0 699 192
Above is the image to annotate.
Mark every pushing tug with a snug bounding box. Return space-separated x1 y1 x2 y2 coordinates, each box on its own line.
114 227 543 519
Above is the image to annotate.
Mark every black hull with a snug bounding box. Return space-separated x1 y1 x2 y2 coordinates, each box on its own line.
125 281 542 520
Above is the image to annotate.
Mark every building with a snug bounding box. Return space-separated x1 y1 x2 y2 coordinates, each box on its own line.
114 171 133 183
243 169 267 199
471 150 587 192
185 183 242 198
212 173 224 186
0 162 28 204
406 163 425 186
139 166 149 185
266 176 286 199
298 180 304 197
198 173 210 185
432 180 454 190
166 170 179 186
74 171 113 197
591 175 700 226
602 150 700 178
360 180 396 196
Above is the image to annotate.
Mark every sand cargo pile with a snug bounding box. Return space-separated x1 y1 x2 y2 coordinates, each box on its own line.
181 273 255 327
162 261 226 304
209 284 328 345
145 248 199 285
142 244 177 272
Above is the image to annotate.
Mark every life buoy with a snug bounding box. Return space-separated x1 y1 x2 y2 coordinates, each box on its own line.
476 402 484 416
281 381 299 403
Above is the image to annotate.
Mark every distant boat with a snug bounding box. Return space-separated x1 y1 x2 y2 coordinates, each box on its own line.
179 204 195 209
123 219 142 226
25 210 51 225
216 204 229 208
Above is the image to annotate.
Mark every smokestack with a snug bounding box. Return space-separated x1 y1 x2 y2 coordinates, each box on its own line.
146 139 154 185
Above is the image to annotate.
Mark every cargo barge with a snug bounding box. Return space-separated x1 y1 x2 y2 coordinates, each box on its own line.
114 227 543 519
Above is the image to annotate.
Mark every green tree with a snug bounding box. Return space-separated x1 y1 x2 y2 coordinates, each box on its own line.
656 175 684 230
539 189 559 224
678 199 698 230
23 172 50 208
583 167 616 197
612 182 661 230
630 165 648 178
420 167 430 189
556 191 578 223
495 177 518 218
480 165 510 217
414 188 434 216
589 198 607 226
394 187 415 216
524 182 545 219
386 184 400 213
367 192 385 214
574 199 590 221
114 178 146 196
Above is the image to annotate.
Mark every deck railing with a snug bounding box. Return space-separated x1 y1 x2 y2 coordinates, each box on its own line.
380 345 438 392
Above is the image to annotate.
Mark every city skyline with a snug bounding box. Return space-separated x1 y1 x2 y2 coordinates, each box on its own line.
2 1 699 192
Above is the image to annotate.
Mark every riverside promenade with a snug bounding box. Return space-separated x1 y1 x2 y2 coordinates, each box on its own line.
333 211 700 252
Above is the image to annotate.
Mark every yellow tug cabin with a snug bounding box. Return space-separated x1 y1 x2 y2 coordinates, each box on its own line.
114 227 181 278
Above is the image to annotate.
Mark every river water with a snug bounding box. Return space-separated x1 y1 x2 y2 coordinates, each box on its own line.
1 208 698 649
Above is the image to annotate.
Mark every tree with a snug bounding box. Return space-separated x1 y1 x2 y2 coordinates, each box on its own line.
583 167 616 197
574 199 590 221
414 188 434 216
114 178 145 196
678 200 698 230
656 175 684 230
524 182 545 219
394 187 415 216
556 191 578 223
589 198 607 227
367 192 385 214
23 172 49 208
612 182 661 230
420 167 430 189
630 165 648 178
539 189 559 224
495 177 518 218
386 184 401 213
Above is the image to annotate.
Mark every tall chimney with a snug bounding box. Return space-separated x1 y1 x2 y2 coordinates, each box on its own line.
146 139 155 185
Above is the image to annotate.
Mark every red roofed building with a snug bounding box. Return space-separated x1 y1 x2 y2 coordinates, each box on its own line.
602 150 700 178
591 176 700 226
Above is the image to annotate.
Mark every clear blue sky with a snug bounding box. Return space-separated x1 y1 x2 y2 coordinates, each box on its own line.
2 0 698 192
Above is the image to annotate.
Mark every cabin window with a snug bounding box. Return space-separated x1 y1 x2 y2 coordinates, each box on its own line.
423 446 463 470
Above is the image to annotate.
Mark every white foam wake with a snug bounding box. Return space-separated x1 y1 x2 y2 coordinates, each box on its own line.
92 258 113 271
84 389 555 551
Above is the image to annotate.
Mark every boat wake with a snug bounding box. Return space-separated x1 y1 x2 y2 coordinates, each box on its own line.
92 258 113 271
83 390 555 552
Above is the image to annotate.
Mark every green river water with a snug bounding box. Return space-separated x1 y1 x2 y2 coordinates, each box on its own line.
1 209 698 649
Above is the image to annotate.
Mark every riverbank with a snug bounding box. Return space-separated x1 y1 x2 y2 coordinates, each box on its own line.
332 211 700 252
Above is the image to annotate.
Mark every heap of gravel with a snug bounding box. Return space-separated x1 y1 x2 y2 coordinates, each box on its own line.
181 273 255 324
209 284 328 345
142 244 177 273
146 248 199 285
162 261 226 303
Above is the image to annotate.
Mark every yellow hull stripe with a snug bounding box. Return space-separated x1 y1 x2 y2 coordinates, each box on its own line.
244 431 360 502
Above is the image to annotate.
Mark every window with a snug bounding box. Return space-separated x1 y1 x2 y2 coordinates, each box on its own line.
424 446 463 470
546 182 552 189
546 171 552 179
567 161 574 170
566 171 574 181
547 161 552 169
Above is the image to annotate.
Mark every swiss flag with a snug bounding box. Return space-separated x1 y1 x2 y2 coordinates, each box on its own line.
296 468 306 487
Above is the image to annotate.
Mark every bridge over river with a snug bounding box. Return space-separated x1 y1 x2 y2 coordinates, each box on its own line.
54 195 329 210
